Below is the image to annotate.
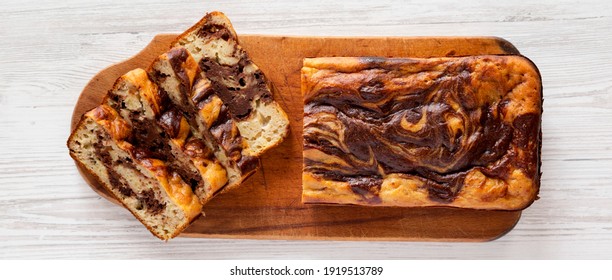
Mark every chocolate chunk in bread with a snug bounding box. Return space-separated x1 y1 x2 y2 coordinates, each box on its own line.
172 11 290 156
301 56 542 210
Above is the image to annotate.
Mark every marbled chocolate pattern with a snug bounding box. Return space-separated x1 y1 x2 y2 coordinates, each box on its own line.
303 56 541 207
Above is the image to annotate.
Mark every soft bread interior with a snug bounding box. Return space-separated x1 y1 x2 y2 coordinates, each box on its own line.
236 99 289 156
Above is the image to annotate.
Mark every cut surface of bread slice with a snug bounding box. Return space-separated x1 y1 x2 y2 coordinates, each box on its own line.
172 11 290 156
105 68 228 204
68 105 202 240
148 48 258 193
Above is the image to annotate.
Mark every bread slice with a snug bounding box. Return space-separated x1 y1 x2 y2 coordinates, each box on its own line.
172 11 290 156
148 48 258 193
104 68 228 204
68 105 202 240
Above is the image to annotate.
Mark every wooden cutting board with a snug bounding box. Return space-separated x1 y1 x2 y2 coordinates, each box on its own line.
71 34 523 241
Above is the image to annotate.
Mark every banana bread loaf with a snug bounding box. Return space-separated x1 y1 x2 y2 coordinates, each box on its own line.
301 56 542 210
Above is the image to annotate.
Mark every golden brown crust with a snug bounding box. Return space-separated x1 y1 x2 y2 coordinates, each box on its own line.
302 56 542 210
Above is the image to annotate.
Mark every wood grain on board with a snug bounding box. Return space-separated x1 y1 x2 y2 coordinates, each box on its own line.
71 34 523 241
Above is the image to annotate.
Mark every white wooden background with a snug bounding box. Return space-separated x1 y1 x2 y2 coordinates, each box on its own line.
1 0 611 259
